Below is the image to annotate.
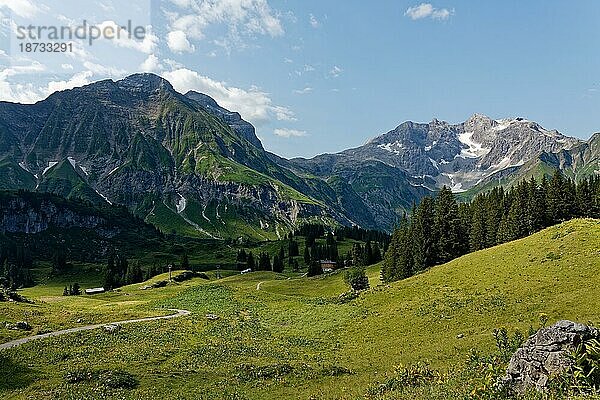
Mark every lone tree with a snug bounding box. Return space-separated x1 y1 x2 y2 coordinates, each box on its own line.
71 282 81 295
344 266 370 291
307 260 323 277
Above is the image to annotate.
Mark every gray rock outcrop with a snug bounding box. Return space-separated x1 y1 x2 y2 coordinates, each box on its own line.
504 320 599 394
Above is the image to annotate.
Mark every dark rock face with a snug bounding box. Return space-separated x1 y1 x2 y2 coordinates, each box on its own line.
0 197 108 235
504 320 599 394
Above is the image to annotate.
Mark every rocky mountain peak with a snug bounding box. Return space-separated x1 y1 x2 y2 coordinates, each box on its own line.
116 73 174 94
464 113 496 132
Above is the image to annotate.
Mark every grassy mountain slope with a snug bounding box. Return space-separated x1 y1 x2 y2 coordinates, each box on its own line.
36 160 105 204
0 157 35 191
0 74 341 240
1 219 598 399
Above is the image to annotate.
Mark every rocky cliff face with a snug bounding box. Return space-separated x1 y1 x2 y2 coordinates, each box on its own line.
0 191 164 262
0 198 104 234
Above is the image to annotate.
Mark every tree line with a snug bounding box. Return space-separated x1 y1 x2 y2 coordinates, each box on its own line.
236 246 288 273
383 172 600 282
0 244 34 289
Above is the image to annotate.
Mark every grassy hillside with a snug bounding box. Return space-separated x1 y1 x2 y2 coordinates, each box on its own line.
1 219 599 399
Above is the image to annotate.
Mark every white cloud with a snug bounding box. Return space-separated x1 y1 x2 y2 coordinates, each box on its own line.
293 87 312 95
167 30 195 53
405 3 454 20
95 21 159 53
165 0 284 51
274 128 307 138
163 68 295 126
329 65 342 78
0 69 93 104
163 58 185 70
283 57 293 64
45 71 93 95
97 1 115 12
61 63 74 70
309 14 320 28
0 0 40 18
0 62 46 78
304 64 315 72
140 54 163 72
82 61 127 77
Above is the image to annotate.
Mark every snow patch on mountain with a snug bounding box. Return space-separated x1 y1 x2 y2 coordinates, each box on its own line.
429 158 439 169
95 189 112 205
176 193 187 213
378 142 405 155
108 165 120 176
458 131 490 158
43 161 58 175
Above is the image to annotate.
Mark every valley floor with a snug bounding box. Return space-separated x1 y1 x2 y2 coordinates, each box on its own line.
1 219 600 399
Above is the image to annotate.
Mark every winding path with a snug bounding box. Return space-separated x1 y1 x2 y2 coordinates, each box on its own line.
256 272 309 291
0 309 191 351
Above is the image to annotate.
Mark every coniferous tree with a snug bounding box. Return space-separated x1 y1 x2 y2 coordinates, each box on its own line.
433 187 462 264
547 171 566 224
344 266 369 291
411 197 435 270
363 241 373 266
288 239 299 257
272 253 284 273
303 246 311 265
104 253 116 290
247 252 255 270
528 176 547 233
181 252 189 270
372 243 382 264
258 252 271 271
383 173 600 284
307 260 323 277
351 243 364 267
72 282 81 295
52 246 68 275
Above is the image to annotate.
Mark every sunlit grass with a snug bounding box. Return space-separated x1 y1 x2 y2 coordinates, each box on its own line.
1 219 599 399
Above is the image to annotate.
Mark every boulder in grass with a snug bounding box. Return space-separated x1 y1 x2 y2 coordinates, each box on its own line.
504 320 598 394
103 324 121 334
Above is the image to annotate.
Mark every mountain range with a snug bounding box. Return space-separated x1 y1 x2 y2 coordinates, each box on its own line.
0 73 598 238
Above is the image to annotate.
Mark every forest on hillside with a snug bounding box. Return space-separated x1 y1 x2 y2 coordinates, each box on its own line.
383 172 600 282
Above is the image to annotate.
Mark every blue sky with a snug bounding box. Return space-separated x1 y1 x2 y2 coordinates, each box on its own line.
1 0 599 158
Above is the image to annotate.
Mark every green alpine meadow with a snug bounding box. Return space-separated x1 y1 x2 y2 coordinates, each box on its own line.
2 2 600 399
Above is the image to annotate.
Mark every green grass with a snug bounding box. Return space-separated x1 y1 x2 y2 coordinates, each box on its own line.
1 219 599 399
